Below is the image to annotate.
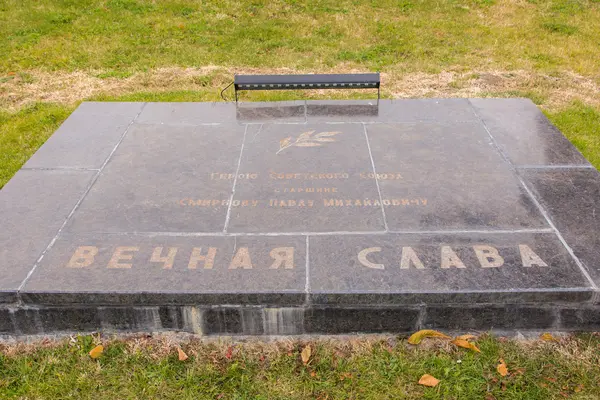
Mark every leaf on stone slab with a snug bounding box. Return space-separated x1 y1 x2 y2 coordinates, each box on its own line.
297 131 315 141
89 345 104 359
418 374 440 387
456 334 477 341
315 131 341 138
279 137 292 149
177 347 188 361
497 359 508 377
313 137 337 142
301 345 312 364
452 338 481 353
295 142 322 147
408 329 452 345
540 333 558 342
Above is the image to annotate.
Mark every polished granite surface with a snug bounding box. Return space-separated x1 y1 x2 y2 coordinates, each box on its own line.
2 99 599 324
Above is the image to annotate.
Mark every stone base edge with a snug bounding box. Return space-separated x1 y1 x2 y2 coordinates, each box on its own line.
1 304 599 336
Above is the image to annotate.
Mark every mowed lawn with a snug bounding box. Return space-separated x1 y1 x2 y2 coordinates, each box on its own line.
1 2 600 398
0 333 599 399
0 0 599 187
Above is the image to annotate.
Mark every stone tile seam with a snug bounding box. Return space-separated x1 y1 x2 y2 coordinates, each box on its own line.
305 235 311 305
84 228 555 237
310 287 594 294
222 124 251 233
131 120 480 128
467 100 598 290
134 122 226 128
303 100 308 123
245 121 308 126
362 122 389 231
322 120 478 125
466 99 514 167
15 103 149 295
20 167 102 172
517 165 595 170
517 176 598 290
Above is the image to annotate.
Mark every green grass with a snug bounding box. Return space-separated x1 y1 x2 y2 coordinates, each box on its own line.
0 0 599 186
0 0 599 74
0 103 73 187
545 102 600 167
0 333 599 399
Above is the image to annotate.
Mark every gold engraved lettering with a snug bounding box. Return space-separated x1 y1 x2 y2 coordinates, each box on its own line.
269 247 295 269
107 246 139 269
150 247 178 270
229 247 253 269
400 247 425 269
519 245 548 267
440 246 466 269
473 245 504 268
67 246 98 268
188 247 217 269
358 247 384 269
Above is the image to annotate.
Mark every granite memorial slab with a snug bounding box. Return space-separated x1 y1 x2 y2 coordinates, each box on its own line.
1 98 599 335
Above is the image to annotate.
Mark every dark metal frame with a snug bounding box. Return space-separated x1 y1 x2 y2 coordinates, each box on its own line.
233 73 380 102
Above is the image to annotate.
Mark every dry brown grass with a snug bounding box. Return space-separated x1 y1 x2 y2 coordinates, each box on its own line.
2 67 599 112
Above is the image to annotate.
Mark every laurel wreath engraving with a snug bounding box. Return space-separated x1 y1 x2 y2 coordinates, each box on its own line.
276 131 342 154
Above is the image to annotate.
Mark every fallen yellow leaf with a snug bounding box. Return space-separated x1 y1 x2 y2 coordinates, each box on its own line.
497 360 508 377
301 345 312 364
408 330 452 344
89 345 104 359
451 338 481 353
456 334 477 341
177 347 188 361
540 333 558 342
418 374 440 387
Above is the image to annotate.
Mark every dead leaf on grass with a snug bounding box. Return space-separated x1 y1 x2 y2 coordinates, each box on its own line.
177 347 188 361
418 374 440 387
89 345 104 359
497 359 508 377
540 333 558 342
225 346 233 360
452 338 481 353
301 345 312 364
408 330 452 345
456 334 477 341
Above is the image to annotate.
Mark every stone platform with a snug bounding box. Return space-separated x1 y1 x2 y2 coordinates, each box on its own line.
1 99 599 335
